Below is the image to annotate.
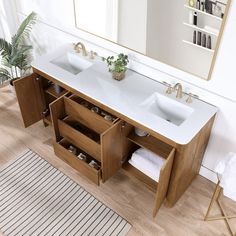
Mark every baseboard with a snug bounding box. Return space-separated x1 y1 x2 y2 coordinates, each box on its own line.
199 165 218 184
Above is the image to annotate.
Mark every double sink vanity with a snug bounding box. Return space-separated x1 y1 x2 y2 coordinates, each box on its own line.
13 43 217 217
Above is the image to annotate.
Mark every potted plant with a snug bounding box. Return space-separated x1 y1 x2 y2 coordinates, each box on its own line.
102 53 129 81
0 12 37 87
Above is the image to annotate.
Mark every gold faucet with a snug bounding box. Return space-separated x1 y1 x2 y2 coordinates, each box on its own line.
74 42 87 56
173 83 183 99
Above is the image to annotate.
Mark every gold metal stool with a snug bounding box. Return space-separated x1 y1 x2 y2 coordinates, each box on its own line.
204 177 236 236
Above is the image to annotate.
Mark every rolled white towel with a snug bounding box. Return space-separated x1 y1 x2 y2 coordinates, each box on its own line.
128 148 165 181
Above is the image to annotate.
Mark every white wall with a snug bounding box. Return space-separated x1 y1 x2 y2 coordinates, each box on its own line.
118 0 147 54
4 0 236 183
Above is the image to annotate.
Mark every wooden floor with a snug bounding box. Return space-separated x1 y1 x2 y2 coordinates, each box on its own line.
0 85 236 236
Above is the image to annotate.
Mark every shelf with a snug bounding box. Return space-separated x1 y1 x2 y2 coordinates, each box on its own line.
182 40 215 52
183 22 218 36
127 131 173 159
45 85 67 99
123 161 157 191
184 5 223 21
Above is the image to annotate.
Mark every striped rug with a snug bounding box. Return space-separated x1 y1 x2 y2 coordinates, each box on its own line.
0 150 131 236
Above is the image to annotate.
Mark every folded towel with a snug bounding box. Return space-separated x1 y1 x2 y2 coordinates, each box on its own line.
128 148 165 181
215 152 236 201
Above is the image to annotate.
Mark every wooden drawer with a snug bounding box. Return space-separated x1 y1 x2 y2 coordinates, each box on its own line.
58 117 101 162
54 138 101 185
64 95 118 135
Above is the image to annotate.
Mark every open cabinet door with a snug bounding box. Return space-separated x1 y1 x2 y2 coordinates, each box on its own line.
101 120 123 182
14 74 45 127
153 148 175 217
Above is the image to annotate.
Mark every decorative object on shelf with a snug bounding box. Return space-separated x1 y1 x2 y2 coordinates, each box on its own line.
213 3 222 17
201 1 205 11
102 53 129 81
193 30 197 44
188 0 196 7
196 0 201 9
134 127 148 137
193 12 198 25
197 31 202 45
202 34 207 47
189 11 194 24
207 35 212 49
53 84 64 94
0 12 37 86
205 0 213 14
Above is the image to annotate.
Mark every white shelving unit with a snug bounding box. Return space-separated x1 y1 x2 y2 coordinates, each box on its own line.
182 40 215 53
184 5 223 21
183 22 219 36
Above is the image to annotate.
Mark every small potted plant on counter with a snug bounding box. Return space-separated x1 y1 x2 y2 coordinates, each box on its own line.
0 12 37 87
102 53 129 81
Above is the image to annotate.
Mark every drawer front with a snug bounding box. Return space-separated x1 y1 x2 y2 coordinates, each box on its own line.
54 140 101 185
64 96 114 134
58 119 101 162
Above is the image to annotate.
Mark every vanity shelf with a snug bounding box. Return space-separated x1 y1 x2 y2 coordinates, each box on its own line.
183 40 215 52
123 127 175 216
184 5 223 21
127 131 173 159
45 84 67 99
183 22 218 36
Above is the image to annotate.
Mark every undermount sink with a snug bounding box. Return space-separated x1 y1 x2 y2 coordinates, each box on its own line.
50 52 92 75
139 92 194 126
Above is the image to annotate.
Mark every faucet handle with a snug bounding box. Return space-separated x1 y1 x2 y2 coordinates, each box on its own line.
90 50 97 60
73 43 81 53
186 93 199 103
162 81 173 94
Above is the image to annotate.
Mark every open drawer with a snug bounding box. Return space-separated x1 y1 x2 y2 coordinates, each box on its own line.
64 95 118 134
50 95 123 184
58 117 101 162
54 138 101 185
123 127 175 217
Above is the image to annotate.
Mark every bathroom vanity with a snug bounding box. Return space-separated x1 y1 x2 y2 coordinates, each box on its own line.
13 44 217 213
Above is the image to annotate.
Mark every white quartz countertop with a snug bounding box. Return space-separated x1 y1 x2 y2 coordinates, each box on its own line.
32 44 218 145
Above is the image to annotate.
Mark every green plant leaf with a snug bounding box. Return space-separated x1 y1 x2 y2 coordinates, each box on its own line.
13 12 37 47
0 68 12 83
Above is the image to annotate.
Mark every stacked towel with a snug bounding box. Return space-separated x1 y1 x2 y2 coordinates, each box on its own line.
128 148 165 181
215 152 236 201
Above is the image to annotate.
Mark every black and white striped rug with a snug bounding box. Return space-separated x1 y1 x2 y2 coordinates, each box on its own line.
0 150 131 236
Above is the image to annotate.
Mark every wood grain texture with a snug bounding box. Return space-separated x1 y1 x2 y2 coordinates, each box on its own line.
153 148 175 217
101 120 123 182
49 96 66 142
166 116 215 207
64 96 112 134
123 161 158 191
30 68 216 207
127 131 173 159
54 139 100 185
58 119 101 162
13 74 44 127
1 84 236 236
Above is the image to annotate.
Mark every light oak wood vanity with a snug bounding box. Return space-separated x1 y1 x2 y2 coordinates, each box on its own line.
13 45 217 216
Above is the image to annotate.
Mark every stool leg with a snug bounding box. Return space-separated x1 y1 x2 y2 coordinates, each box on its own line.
204 180 221 221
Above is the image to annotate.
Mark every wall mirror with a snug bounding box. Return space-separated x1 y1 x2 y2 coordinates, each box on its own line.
73 0 231 80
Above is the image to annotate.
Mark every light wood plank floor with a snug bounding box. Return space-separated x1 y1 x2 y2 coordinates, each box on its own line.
0 85 235 236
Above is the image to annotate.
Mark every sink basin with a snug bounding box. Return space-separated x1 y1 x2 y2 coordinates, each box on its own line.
140 93 194 126
50 52 92 75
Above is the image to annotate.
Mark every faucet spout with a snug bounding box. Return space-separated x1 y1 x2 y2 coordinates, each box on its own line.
74 42 87 56
173 83 183 99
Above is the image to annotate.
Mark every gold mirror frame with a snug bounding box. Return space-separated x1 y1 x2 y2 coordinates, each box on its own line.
73 0 232 81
